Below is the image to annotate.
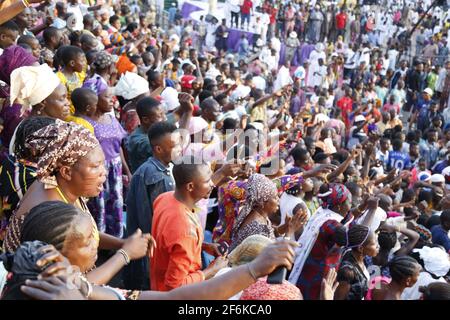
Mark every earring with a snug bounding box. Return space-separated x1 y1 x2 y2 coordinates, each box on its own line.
37 110 42 115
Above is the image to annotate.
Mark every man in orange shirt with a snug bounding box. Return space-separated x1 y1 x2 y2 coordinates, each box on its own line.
150 156 228 291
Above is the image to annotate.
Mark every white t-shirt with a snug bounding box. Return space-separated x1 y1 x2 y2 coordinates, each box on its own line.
67 4 89 31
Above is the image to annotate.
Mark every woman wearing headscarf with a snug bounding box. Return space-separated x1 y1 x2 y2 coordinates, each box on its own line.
6 63 71 157
288 183 379 300
229 174 308 252
114 71 150 134
2 121 152 282
82 81 131 238
0 45 39 155
2 120 104 253
85 52 116 94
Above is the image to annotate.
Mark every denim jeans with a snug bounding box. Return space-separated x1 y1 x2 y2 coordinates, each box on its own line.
241 13 250 26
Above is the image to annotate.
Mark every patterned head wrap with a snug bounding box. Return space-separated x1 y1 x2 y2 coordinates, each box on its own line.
24 119 100 187
93 52 114 70
110 33 124 46
82 75 108 96
318 183 352 209
232 174 278 235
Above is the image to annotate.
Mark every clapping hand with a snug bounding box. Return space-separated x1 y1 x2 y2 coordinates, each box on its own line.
320 268 339 300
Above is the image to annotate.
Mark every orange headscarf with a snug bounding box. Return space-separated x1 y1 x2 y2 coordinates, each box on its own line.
116 54 137 76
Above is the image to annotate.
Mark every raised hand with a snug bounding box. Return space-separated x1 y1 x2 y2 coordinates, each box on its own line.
320 268 339 300
178 92 195 114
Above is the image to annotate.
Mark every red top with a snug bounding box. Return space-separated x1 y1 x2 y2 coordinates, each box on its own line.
269 8 278 24
150 191 205 291
241 0 253 14
337 96 353 129
335 12 347 30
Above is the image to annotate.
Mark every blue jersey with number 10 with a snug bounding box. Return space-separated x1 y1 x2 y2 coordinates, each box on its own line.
388 151 411 171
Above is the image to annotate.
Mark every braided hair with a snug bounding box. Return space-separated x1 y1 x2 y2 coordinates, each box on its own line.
14 116 55 161
419 283 450 300
335 224 371 248
388 256 421 283
378 231 397 250
20 201 82 251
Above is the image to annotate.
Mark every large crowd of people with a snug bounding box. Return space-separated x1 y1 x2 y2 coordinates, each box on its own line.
0 0 449 301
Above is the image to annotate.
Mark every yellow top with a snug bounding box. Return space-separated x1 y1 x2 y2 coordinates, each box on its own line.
56 71 86 114
66 115 94 133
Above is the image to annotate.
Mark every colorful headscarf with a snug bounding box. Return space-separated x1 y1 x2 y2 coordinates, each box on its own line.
110 33 124 46
0 45 37 93
318 183 352 209
240 278 301 300
24 119 99 187
93 52 114 70
232 174 278 236
82 75 108 96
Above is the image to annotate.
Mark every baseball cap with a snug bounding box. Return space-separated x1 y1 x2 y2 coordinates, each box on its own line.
180 75 196 89
423 88 433 96
355 115 366 123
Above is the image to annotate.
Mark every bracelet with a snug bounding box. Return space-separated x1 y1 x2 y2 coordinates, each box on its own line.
21 0 30 7
79 275 93 299
117 249 130 265
247 264 258 281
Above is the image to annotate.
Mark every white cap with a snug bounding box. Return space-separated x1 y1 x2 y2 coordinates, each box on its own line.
423 88 433 96
355 115 366 122
431 174 445 183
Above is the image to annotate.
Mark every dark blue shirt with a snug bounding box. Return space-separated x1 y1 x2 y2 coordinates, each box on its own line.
126 126 153 173
431 225 450 252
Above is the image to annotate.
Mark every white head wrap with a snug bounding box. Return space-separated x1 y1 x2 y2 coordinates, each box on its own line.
114 72 149 100
10 64 61 109
161 87 180 112
413 247 450 277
